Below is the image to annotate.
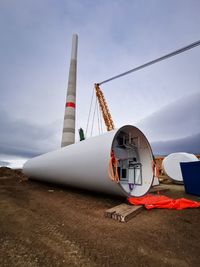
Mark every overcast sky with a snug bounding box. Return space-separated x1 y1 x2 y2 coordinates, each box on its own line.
0 0 200 165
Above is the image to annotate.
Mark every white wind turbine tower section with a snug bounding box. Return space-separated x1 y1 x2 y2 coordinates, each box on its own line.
23 125 154 197
61 34 78 147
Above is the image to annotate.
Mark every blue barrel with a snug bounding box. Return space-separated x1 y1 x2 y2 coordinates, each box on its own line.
180 161 200 196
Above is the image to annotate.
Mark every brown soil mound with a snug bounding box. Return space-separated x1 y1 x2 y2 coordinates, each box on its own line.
0 167 14 176
0 167 27 180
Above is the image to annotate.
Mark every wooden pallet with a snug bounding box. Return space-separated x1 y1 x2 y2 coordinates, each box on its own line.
105 204 143 222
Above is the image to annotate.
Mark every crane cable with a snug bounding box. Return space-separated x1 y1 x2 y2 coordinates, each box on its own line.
96 100 102 135
85 87 95 138
90 97 97 137
99 105 103 133
98 40 200 85
86 87 104 137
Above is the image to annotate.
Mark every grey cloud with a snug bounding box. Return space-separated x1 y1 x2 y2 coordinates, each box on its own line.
0 110 60 158
0 160 10 167
0 0 200 159
137 92 200 141
151 133 200 156
1 0 200 130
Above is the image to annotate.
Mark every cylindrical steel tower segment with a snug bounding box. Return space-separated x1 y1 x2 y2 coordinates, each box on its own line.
24 125 154 197
61 34 78 147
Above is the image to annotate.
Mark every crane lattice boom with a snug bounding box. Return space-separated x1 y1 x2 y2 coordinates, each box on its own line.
95 84 115 131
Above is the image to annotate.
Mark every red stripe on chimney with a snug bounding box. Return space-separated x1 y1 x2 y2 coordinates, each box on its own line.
66 102 75 108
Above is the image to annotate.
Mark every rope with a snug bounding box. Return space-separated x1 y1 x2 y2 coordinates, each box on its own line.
96 100 101 135
99 104 103 134
90 97 97 137
108 151 119 183
98 40 200 85
85 87 95 137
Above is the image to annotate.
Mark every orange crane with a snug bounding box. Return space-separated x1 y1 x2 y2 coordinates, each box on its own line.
94 83 115 131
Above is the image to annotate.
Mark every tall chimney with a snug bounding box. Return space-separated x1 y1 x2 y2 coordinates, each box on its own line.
61 34 78 147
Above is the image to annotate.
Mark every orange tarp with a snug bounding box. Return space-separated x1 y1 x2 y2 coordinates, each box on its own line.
128 194 200 210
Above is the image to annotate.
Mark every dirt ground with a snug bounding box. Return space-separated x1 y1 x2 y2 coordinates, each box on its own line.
0 168 200 267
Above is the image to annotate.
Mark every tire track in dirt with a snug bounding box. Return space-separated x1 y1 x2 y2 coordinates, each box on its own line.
27 186 116 267
31 192 114 267
0 186 99 266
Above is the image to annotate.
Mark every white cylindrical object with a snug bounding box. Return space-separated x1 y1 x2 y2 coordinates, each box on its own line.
61 34 78 147
71 34 78 60
24 125 154 197
162 152 199 183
